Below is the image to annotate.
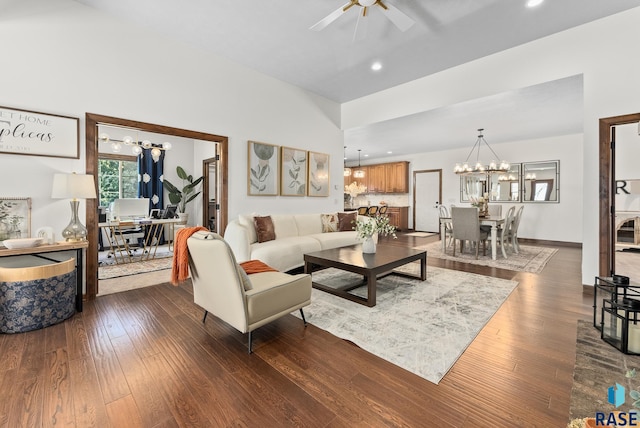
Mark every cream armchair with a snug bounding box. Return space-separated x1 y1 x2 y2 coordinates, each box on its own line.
186 231 312 353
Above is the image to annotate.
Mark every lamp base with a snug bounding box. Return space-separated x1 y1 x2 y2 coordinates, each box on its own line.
62 200 88 242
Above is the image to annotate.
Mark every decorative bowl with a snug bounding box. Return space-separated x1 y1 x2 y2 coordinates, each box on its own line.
2 237 44 249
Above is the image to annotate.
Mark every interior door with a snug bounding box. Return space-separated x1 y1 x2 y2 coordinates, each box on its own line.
413 169 442 232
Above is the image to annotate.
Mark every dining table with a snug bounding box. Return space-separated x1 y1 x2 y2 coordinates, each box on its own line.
439 215 505 260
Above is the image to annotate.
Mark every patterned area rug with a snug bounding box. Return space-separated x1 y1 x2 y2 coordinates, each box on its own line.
570 320 640 419
404 232 437 237
298 265 518 384
98 257 173 280
414 240 558 273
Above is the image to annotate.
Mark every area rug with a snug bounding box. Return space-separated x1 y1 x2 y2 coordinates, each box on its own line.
404 232 437 237
414 240 558 273
297 266 518 384
98 256 173 280
570 320 640 419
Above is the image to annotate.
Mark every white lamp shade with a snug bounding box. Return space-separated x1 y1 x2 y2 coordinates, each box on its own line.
51 173 97 199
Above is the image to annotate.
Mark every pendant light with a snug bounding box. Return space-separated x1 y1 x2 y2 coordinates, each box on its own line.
343 146 352 177
353 149 365 178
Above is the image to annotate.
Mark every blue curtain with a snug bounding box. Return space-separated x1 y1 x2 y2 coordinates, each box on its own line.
138 146 165 243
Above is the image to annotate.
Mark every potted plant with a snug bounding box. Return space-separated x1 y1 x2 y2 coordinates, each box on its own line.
355 215 397 253
163 166 203 222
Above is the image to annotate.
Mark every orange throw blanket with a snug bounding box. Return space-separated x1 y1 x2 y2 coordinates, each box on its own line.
240 260 278 275
171 226 208 285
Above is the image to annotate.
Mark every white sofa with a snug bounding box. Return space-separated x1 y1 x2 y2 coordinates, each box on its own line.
224 213 369 272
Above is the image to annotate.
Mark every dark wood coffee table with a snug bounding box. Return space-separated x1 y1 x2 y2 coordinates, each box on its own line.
303 243 427 307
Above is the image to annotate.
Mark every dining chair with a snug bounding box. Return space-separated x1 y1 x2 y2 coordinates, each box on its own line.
487 204 502 217
510 206 524 253
451 207 488 259
439 205 454 248
357 206 369 215
488 205 515 258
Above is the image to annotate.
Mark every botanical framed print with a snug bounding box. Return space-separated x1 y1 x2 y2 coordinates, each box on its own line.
280 147 307 196
0 105 79 159
307 151 330 197
248 140 279 196
0 197 31 240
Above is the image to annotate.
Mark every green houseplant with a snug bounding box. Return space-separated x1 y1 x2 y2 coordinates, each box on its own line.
163 166 204 213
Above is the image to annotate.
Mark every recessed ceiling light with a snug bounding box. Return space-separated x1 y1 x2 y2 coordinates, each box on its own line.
526 0 544 7
387 151 393 154
371 62 382 71
364 154 369 157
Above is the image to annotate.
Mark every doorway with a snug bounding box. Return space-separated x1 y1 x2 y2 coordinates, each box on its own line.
599 113 640 277
203 155 218 233
413 169 442 232
85 113 229 301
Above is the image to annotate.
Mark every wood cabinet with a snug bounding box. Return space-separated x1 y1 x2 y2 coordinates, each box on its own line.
367 164 386 193
386 206 409 231
345 161 409 194
384 162 409 193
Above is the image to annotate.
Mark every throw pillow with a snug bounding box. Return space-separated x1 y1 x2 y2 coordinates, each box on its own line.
254 215 275 243
337 211 357 232
321 213 339 233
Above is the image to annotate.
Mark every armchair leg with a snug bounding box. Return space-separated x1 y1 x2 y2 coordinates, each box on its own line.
202 311 208 323
300 308 307 326
248 331 253 354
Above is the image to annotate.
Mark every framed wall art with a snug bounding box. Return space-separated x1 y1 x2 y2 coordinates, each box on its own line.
0 197 31 240
307 151 330 197
0 105 79 159
280 146 307 196
247 140 279 196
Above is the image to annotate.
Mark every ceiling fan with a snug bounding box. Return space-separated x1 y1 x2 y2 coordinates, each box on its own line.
310 0 415 33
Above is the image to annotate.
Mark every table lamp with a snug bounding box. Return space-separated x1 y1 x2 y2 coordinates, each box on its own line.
51 172 97 242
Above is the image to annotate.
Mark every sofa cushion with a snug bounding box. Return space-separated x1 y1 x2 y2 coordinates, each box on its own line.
251 236 321 272
271 215 299 239
295 214 322 236
338 212 357 232
321 213 338 233
238 214 258 244
311 231 359 250
254 216 275 243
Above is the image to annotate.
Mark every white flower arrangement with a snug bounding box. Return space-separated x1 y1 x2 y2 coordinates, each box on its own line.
345 181 367 198
355 215 397 239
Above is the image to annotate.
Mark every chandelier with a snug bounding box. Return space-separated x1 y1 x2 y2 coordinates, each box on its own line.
98 132 172 161
454 129 509 175
353 149 365 178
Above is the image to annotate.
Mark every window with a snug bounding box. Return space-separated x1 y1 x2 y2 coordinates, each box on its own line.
98 154 138 207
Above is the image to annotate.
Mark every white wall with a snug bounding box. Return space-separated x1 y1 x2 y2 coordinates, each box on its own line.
361 134 583 243
0 0 342 242
342 7 640 285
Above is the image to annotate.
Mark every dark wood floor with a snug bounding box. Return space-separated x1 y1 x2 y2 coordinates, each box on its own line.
0 234 592 427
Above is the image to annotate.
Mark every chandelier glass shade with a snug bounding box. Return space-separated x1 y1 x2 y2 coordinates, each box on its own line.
99 132 172 161
454 129 509 175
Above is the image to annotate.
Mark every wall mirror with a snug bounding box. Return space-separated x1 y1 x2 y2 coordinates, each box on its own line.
522 160 559 202
460 164 521 202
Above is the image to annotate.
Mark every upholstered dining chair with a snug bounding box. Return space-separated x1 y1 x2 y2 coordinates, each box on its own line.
186 231 312 353
451 207 488 259
357 206 369 215
439 205 454 248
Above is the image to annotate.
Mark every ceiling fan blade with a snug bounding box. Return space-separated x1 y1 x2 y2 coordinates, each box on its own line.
309 2 354 31
377 1 415 32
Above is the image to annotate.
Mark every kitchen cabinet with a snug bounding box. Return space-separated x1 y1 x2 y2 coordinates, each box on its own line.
367 164 386 193
385 162 409 193
386 206 409 231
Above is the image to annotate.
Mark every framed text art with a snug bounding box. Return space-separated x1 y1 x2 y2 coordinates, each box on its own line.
0 106 79 159
0 197 31 240
248 141 279 196
307 151 330 197
280 147 307 196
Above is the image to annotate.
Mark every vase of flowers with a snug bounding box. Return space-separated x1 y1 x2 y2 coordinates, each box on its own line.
355 215 397 253
345 181 367 208
470 193 489 217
